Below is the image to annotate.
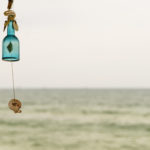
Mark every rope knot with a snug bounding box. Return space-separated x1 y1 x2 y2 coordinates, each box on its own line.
3 10 18 31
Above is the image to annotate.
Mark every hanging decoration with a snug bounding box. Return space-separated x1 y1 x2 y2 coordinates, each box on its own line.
2 0 22 113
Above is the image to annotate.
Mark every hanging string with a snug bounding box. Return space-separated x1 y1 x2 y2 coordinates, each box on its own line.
11 62 16 99
8 0 13 10
8 0 16 100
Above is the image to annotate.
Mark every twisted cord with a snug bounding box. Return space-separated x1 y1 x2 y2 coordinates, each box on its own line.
8 0 13 10
4 0 18 31
11 63 16 100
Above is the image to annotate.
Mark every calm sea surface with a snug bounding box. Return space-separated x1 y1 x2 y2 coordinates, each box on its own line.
1 89 150 106
0 89 150 150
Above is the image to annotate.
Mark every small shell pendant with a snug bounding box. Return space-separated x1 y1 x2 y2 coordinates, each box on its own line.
8 99 22 113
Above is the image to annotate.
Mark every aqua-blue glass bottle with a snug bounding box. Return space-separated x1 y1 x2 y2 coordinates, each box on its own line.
2 21 20 61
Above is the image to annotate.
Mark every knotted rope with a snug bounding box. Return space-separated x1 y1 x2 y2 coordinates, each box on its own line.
4 0 18 31
4 10 18 31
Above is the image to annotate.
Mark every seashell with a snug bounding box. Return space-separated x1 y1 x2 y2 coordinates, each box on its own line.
8 99 22 113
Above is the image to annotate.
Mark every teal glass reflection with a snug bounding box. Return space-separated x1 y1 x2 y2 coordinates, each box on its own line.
2 21 20 61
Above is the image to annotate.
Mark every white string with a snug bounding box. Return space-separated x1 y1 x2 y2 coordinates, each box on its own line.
11 62 15 99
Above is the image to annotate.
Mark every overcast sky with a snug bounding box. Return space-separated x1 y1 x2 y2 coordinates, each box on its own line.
0 0 150 88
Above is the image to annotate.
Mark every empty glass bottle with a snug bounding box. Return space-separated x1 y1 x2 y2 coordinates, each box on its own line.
2 21 20 61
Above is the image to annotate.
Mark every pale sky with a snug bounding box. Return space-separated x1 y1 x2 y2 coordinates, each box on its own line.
0 0 150 88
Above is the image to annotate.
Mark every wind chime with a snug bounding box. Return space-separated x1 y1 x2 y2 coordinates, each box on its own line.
2 0 22 113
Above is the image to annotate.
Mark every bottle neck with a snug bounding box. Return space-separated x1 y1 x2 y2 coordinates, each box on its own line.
7 21 15 35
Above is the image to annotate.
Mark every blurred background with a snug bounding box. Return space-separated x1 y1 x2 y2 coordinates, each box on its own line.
0 0 150 150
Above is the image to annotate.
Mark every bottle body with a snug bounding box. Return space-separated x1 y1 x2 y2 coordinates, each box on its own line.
2 21 20 61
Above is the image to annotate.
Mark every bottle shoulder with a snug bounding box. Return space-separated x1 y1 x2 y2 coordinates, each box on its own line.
3 35 19 41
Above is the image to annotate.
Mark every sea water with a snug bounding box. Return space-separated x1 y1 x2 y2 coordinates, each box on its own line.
0 89 149 150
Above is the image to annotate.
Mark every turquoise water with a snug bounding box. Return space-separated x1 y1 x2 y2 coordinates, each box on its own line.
0 89 150 150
